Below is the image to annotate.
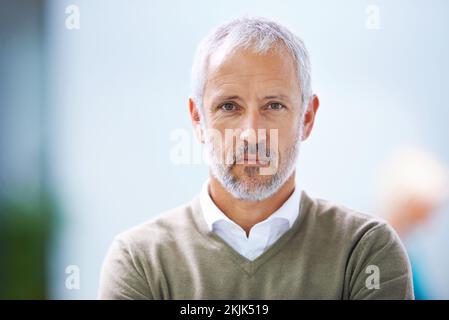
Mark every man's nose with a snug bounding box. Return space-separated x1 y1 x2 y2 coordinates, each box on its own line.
239 110 267 145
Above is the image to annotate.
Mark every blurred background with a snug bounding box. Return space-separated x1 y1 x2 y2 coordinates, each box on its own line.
1 0 448 299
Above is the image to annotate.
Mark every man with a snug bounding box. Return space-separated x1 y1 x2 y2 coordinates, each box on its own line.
98 16 414 299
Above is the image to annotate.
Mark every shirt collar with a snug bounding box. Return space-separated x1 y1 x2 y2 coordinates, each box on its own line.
199 178 301 231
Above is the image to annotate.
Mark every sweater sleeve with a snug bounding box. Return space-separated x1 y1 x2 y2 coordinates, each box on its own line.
97 235 153 300
345 222 414 300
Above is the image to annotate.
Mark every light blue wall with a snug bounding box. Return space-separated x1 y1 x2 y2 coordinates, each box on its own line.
45 0 449 298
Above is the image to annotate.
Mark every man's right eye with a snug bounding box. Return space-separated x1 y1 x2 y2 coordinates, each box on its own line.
220 103 237 111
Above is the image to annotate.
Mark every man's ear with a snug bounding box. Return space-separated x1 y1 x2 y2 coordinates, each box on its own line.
301 94 320 141
189 97 204 144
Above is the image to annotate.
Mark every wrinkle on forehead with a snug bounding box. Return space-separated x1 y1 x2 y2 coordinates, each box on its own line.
204 45 301 103
208 43 295 74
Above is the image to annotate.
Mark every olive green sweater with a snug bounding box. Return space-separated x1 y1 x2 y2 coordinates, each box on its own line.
98 190 414 299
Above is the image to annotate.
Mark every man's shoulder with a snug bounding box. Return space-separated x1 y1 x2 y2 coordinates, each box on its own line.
113 198 198 251
303 193 412 299
303 191 393 243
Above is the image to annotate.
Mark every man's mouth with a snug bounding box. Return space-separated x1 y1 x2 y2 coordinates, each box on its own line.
238 155 270 166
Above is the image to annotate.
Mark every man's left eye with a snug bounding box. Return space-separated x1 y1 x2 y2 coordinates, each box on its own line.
267 103 284 110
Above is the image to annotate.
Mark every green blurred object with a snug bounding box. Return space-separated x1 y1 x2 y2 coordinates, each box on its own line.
0 0 53 300
0 194 55 299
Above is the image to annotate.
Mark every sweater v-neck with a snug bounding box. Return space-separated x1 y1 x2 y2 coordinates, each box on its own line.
189 189 313 275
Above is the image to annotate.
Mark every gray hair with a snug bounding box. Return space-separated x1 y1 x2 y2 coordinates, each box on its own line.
190 16 313 115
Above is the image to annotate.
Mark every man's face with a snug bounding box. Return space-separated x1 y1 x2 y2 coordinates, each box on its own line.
201 45 304 201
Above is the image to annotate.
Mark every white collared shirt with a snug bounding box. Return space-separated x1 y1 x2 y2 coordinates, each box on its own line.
199 179 301 261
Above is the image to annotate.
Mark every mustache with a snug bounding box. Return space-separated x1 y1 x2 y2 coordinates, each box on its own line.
231 141 275 165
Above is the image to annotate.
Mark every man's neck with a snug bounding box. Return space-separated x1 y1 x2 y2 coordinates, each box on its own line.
208 172 296 236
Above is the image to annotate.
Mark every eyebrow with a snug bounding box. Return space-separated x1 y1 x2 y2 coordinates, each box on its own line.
263 94 290 101
221 95 244 102
213 94 291 103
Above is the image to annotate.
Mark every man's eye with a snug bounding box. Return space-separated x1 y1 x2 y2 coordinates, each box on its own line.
220 103 237 111
267 103 284 110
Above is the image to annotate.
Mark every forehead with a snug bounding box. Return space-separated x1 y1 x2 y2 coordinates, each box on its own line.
204 45 300 95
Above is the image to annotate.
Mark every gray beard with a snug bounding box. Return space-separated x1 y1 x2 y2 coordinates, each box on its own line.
205 133 301 202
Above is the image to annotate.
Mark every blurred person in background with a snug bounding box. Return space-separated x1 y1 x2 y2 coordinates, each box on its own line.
376 146 449 299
